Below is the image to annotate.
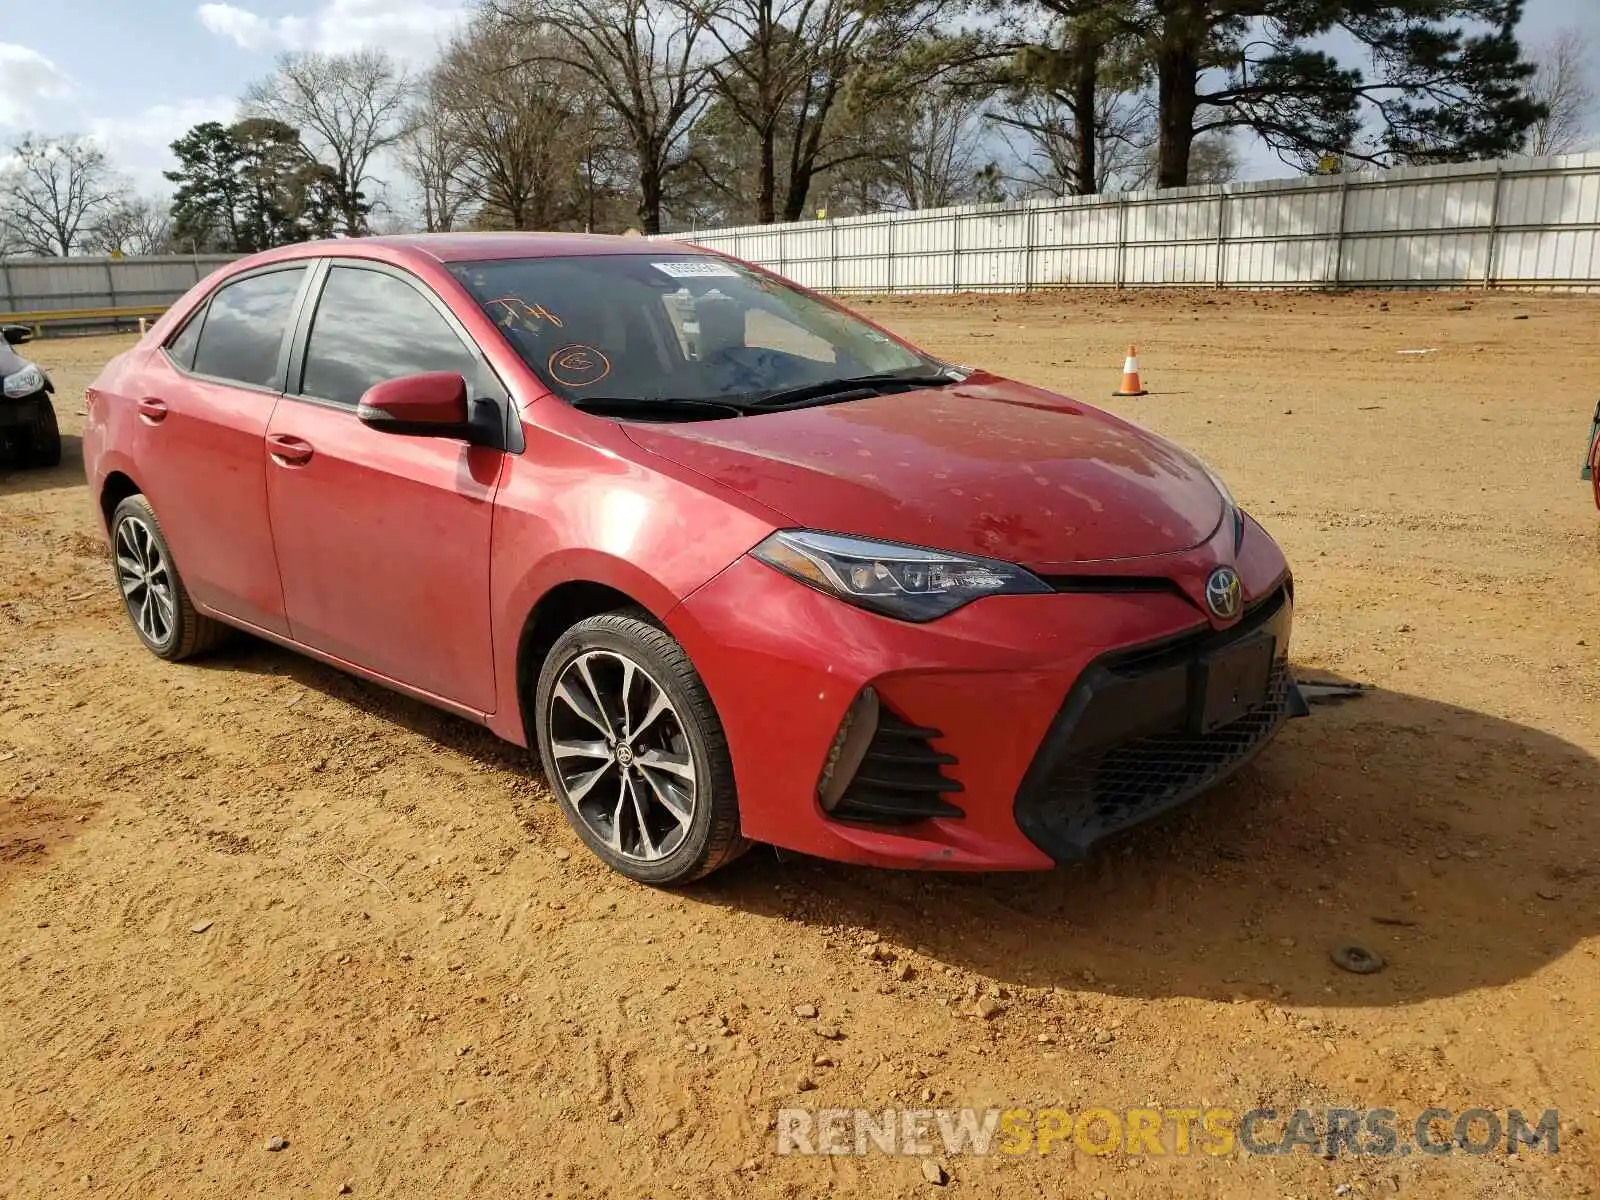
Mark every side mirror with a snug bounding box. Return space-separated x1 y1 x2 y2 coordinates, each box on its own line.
356 372 472 440
2 324 32 346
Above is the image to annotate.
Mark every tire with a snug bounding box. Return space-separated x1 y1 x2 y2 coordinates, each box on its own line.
109 495 230 661
20 400 61 468
534 609 748 885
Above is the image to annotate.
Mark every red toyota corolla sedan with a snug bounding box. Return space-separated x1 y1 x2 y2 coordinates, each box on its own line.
83 233 1300 884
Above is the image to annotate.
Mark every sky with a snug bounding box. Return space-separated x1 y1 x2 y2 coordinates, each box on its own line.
1 0 1596 209
0 0 472 204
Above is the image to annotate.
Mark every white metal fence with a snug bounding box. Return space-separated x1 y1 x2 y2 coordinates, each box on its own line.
6 153 1595 316
661 152 1600 293
0 254 237 318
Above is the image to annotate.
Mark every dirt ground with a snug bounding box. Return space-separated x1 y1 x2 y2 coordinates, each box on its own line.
2 289 1598 1200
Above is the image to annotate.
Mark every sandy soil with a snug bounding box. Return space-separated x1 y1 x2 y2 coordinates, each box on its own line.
2 290 1598 1199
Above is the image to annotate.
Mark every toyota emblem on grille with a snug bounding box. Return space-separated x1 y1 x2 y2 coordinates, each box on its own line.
1204 567 1243 621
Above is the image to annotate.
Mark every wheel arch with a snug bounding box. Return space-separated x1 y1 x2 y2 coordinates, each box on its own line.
492 544 729 748
99 470 142 529
514 579 656 745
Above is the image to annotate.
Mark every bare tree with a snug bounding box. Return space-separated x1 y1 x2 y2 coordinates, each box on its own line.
998 84 1238 197
994 87 1150 196
495 0 711 234
243 49 412 236
431 16 602 231
88 195 174 256
881 87 1001 209
678 0 943 223
396 86 475 232
0 134 122 256
1527 27 1596 156
993 14 1127 198
1179 132 1239 186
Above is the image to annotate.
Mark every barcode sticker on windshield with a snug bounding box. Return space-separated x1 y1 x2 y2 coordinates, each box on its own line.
652 260 741 278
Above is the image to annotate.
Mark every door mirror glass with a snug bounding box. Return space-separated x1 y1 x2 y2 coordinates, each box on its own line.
356 372 472 439
2 324 32 346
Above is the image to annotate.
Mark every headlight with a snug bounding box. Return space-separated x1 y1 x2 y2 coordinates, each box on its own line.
3 364 45 399
750 529 1049 621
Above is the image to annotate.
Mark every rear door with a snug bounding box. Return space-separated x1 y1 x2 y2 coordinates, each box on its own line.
135 264 310 635
264 260 505 712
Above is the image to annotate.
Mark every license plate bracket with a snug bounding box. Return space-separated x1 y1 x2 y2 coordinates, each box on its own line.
1191 635 1276 734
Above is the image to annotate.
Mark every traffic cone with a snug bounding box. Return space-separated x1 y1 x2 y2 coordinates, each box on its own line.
1113 344 1148 397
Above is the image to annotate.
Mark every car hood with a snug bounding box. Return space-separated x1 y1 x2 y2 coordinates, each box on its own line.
622 374 1226 566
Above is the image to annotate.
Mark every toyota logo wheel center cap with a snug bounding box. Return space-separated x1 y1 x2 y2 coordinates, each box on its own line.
615 743 634 766
1204 567 1243 621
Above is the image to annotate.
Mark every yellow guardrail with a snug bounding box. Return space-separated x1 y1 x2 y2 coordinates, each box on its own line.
2 304 170 332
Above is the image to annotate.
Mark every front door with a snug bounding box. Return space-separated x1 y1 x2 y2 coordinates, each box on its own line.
264 262 503 712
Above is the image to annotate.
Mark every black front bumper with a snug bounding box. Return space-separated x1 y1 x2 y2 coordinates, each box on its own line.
0 393 47 429
1014 581 1296 861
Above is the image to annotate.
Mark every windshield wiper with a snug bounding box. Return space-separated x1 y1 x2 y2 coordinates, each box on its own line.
744 370 958 410
567 395 750 421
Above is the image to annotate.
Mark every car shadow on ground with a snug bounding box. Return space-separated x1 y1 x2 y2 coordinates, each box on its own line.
692 675 1597 1008
194 638 1595 1009
0 434 83 498
190 635 531 774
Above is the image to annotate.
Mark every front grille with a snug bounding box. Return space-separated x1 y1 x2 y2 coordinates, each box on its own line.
829 709 965 825
1014 581 1294 861
1037 660 1290 846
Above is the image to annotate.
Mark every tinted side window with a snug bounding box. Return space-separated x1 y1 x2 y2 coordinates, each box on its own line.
164 307 205 370
300 267 478 408
191 268 306 388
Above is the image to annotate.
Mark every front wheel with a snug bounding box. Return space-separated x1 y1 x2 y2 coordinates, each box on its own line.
534 611 747 885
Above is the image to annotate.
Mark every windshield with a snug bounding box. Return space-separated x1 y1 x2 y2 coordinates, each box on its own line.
448 254 943 414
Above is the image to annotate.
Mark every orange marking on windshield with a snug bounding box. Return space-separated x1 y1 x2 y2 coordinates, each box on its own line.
548 344 612 389
488 297 564 328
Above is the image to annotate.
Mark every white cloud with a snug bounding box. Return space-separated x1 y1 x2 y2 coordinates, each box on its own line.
88 96 238 197
196 4 303 52
197 0 469 59
0 43 76 128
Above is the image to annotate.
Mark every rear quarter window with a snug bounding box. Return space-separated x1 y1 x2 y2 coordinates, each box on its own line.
163 308 205 371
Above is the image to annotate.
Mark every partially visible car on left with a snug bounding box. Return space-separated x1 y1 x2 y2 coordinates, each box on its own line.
0 323 60 469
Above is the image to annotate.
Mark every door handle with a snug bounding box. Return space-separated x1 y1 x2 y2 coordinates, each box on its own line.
267 434 314 466
137 397 168 423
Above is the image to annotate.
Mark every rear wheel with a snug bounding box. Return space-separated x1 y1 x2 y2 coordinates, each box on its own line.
534 610 747 885
109 495 230 661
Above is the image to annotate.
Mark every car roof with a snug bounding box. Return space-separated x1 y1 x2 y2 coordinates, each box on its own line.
169 232 726 335
320 232 703 264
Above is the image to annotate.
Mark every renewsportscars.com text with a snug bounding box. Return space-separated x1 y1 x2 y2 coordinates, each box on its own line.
776 1106 1560 1158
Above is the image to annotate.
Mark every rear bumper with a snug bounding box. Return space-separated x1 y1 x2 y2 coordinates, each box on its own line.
669 513 1294 871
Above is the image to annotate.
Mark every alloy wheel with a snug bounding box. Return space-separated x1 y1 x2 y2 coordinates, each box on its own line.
115 515 175 647
547 650 697 862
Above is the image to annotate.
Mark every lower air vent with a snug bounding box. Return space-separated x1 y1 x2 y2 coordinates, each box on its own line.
828 709 964 825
